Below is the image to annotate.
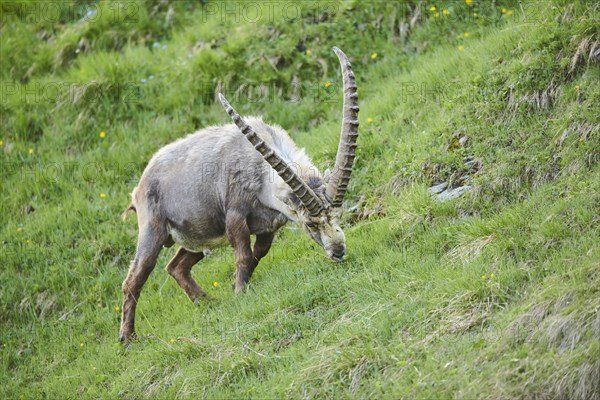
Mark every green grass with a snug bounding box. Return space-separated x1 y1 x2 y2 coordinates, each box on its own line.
1 0 599 398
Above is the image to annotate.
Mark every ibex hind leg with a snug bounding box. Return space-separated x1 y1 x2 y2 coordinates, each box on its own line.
119 220 168 344
165 247 207 303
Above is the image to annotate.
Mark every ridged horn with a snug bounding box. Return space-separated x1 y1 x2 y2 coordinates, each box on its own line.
325 47 359 207
218 93 324 216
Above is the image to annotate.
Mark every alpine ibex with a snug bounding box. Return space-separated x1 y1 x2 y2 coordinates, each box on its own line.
119 47 359 344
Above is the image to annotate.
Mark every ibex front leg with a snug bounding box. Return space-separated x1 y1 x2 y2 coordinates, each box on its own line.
248 232 274 279
225 210 253 294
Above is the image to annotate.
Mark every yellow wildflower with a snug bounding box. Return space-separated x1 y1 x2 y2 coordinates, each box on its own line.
575 85 579 90
434 12 440 17
170 338 174 344
371 52 378 60
367 117 374 123
28 148 33 155
442 9 449 15
502 8 506 13
430 6 436 11
473 12 478 17
464 32 470 38
17 227 23 232
507 10 513 16
99 131 106 138
490 273 495 279
458 45 465 51
115 306 120 312
80 342 84 348
481 275 486 280
213 281 219 287
100 193 107 199
306 49 312 56
465 0 472 4
324 81 332 88
0 140 3 146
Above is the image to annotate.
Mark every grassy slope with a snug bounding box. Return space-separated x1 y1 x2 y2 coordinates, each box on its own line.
1 0 599 398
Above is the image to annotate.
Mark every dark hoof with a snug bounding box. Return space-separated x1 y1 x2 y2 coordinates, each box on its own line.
119 331 137 345
191 293 214 305
234 283 252 295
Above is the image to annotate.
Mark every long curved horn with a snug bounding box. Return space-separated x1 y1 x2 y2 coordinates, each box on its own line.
325 47 359 207
218 93 324 216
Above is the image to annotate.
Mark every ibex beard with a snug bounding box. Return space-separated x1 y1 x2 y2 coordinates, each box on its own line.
119 47 359 345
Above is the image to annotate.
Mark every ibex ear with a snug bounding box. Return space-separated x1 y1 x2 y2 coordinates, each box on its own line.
324 168 332 183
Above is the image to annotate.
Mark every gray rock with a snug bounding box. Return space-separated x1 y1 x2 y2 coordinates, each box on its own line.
428 182 448 194
437 185 472 202
592 46 600 62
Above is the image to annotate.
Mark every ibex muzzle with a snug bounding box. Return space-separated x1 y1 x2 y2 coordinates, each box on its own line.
119 47 359 344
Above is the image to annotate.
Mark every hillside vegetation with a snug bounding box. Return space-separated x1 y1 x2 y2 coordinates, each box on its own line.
1 0 599 398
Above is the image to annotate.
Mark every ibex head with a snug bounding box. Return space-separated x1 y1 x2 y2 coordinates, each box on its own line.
297 200 346 262
219 47 359 262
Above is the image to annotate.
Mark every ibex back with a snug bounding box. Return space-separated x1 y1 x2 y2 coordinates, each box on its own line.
119 47 359 345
